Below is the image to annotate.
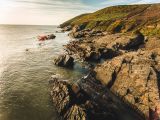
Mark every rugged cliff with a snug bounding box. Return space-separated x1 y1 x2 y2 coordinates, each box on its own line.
60 4 160 37
51 3 160 120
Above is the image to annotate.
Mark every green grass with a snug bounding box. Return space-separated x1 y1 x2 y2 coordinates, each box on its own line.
60 4 160 37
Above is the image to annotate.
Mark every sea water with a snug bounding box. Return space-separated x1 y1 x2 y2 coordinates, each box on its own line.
0 25 86 120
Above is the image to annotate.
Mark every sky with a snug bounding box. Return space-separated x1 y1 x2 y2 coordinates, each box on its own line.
0 0 160 25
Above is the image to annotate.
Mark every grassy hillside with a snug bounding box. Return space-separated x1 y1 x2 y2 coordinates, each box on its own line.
60 4 160 36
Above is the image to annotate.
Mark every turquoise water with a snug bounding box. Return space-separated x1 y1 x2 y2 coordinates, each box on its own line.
0 25 86 120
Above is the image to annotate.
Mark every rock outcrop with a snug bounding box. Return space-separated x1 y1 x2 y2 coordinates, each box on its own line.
94 50 160 119
49 74 144 120
65 32 144 61
54 55 74 68
68 29 104 39
59 28 160 119
47 34 56 39
38 34 56 41
62 25 72 32
72 24 86 33
49 77 87 120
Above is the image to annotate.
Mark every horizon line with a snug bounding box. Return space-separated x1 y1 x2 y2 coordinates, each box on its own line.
0 23 58 26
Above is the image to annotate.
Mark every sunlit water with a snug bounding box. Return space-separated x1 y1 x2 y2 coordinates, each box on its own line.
0 25 87 120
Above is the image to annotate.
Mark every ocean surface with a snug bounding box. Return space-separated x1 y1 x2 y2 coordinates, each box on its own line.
0 25 86 120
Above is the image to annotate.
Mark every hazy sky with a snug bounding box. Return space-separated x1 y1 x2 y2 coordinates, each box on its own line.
0 0 160 25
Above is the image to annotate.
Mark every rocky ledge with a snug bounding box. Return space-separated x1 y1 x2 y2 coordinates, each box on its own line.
64 31 144 61
49 74 143 120
68 29 104 39
51 26 160 120
95 49 160 119
53 55 74 68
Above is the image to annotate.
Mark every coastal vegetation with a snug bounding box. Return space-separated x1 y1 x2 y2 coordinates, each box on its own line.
60 4 160 36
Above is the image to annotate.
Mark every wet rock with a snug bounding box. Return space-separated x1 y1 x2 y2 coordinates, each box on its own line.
98 32 144 51
47 34 56 39
38 34 56 41
54 55 74 68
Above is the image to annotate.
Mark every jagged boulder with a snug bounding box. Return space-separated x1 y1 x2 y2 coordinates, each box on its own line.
54 55 74 68
47 34 56 39
50 78 71 113
49 77 88 120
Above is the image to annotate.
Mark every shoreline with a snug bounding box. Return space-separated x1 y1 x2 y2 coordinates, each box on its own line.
50 28 149 120
50 4 160 120
50 73 144 120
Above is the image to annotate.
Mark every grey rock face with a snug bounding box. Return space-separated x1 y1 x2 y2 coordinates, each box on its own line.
54 55 74 68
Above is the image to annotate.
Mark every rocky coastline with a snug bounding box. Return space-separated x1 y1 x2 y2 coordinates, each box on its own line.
51 26 160 120
50 4 160 120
